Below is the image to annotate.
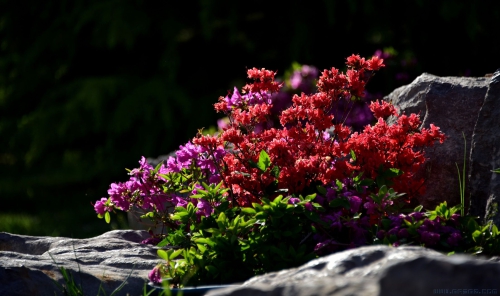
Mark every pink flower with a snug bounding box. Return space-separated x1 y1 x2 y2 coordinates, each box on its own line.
348 195 362 213
148 266 163 284
196 198 213 217
93 198 111 215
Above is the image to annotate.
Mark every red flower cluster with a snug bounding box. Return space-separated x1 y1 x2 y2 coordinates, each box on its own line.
197 54 444 207
243 67 283 94
347 101 445 199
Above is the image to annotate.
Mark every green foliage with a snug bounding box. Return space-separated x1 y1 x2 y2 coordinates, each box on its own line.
458 217 500 255
427 201 460 221
455 132 467 216
156 181 318 287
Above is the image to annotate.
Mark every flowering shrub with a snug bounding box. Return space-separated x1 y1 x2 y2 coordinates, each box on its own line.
95 53 500 287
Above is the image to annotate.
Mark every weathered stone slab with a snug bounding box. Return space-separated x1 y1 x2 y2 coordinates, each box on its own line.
0 230 160 296
207 245 500 296
469 68 500 225
383 73 490 212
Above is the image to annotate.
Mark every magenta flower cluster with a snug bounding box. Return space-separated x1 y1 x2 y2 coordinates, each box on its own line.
93 141 226 221
378 212 463 248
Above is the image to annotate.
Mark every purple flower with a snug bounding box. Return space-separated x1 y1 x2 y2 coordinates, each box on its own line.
364 201 377 215
304 202 314 211
217 117 230 130
387 227 400 237
172 195 188 208
176 142 202 167
419 230 440 246
450 213 461 226
196 199 213 217
408 212 424 221
208 174 221 184
108 182 131 211
288 197 301 205
388 214 404 227
376 230 386 239
166 156 182 173
93 198 111 215
447 232 462 247
373 49 392 60
141 236 161 245
290 65 319 93
397 228 409 239
314 195 325 205
322 211 342 230
225 87 244 109
325 187 337 202
348 195 362 213
345 219 368 245
148 266 163 284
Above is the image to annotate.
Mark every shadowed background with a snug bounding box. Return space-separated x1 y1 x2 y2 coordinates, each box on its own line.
1 0 499 238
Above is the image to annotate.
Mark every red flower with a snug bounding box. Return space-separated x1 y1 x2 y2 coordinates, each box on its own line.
367 56 385 71
346 54 367 69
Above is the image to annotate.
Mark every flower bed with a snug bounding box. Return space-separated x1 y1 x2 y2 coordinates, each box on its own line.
93 54 500 288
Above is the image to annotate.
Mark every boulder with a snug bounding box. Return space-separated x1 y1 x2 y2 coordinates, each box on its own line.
383 73 496 220
0 230 161 296
469 69 500 225
207 245 500 296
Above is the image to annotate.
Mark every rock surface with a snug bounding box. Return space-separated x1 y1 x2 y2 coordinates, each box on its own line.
469 69 500 225
383 73 499 222
207 245 500 296
0 230 160 296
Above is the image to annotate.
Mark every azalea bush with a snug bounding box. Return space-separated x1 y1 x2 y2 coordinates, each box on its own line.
93 54 499 287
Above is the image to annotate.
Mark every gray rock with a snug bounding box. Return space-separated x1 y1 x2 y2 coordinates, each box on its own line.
0 230 161 296
469 68 500 225
206 245 500 296
383 73 491 214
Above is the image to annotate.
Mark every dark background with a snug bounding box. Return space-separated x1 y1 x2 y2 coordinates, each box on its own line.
1 1 498 238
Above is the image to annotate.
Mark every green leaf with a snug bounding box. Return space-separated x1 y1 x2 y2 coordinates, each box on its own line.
252 203 264 211
197 244 207 254
217 211 227 221
335 180 343 190
472 230 482 242
169 249 183 260
414 205 423 212
241 207 257 215
194 238 216 247
273 195 283 203
190 194 205 199
304 193 317 201
205 265 218 275
316 185 327 195
359 179 374 186
491 168 500 174
140 212 155 219
157 238 169 247
350 149 357 162
157 249 170 261
427 212 437 220
271 166 280 178
388 168 402 177
153 161 163 174
258 150 272 171
104 212 111 224
329 197 350 209
379 185 388 196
